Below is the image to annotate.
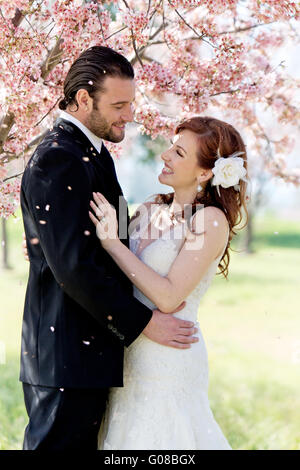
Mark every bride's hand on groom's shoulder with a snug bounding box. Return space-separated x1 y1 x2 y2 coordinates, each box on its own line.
89 192 120 250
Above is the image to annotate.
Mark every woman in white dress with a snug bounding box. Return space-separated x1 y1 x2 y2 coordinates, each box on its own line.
89 116 249 450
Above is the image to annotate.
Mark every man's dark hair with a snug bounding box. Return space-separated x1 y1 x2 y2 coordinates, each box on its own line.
58 46 134 111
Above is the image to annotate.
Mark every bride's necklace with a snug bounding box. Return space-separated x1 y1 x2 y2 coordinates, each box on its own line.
164 205 182 227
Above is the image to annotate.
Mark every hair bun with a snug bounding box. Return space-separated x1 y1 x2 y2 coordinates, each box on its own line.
58 98 68 110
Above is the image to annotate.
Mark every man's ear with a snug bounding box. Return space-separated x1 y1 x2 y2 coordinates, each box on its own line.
75 89 93 112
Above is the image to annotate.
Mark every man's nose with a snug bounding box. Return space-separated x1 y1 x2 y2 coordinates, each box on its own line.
122 106 134 123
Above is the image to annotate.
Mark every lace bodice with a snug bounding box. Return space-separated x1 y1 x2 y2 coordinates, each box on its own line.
129 204 229 322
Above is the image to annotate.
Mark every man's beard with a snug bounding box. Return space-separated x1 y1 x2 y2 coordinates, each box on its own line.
86 106 125 143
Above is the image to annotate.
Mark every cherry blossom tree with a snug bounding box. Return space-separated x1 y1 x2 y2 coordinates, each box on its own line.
0 0 299 220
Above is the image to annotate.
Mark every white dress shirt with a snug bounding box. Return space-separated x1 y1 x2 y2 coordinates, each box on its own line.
60 110 102 154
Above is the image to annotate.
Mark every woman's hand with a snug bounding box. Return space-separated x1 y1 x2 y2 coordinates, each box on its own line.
89 192 120 251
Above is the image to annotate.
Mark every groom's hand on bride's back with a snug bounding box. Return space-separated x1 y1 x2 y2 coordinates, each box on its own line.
143 303 199 349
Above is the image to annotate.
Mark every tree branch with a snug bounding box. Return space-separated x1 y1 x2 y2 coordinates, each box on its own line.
121 0 144 67
218 21 278 35
33 96 62 128
2 171 24 183
168 0 218 49
0 34 64 157
0 130 48 165
130 22 167 66
11 8 24 28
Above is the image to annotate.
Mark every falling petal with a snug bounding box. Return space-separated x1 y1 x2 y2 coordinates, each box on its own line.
88 80 93 85
131 273 136 277
84 230 90 236
107 315 113 321
82 157 90 162
1 240 5 246
82 340 90 345
60 388 64 392
213 221 219 227
39 220 47 225
274 232 279 235
67 186 72 191
36 205 40 209
45 205 50 211
50 326 55 332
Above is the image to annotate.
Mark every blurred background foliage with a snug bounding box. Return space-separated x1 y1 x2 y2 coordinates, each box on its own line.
1 203 300 450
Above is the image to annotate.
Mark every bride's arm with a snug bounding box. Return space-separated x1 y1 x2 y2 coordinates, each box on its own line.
90 194 229 313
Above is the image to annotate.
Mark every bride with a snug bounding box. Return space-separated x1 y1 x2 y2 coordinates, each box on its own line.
89 116 249 450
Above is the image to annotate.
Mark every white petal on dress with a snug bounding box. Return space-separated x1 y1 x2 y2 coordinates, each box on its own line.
98 208 232 450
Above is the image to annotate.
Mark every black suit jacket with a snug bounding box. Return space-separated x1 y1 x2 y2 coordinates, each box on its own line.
20 118 153 388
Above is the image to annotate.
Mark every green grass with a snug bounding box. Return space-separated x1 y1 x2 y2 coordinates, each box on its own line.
0 210 300 450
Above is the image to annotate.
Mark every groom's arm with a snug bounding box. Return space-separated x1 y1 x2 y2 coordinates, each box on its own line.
22 147 153 347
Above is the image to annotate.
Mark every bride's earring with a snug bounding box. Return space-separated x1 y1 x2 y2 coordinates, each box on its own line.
197 181 203 192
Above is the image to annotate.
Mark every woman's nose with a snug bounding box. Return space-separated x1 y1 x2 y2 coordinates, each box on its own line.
161 150 170 162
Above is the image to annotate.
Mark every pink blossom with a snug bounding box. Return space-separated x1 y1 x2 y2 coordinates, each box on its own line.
0 0 299 218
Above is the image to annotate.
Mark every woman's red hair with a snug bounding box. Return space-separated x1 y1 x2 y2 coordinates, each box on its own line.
155 116 249 279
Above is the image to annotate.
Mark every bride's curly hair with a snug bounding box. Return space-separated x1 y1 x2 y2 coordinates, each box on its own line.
154 116 250 279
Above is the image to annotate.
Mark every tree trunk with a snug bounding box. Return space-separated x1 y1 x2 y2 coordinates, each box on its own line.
244 208 255 254
1 218 10 269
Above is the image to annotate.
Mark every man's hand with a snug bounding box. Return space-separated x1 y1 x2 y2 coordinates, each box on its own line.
22 233 29 262
143 302 199 349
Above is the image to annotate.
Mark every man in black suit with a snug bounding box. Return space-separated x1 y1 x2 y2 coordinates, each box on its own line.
20 46 198 450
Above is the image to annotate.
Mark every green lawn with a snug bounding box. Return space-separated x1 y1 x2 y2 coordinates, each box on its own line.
0 210 300 450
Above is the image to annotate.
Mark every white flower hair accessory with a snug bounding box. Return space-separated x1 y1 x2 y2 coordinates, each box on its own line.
211 149 247 197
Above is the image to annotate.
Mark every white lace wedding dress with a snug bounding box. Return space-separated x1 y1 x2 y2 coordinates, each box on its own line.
98 208 232 450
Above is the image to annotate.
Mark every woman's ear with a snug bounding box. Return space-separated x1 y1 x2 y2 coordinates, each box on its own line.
198 168 213 183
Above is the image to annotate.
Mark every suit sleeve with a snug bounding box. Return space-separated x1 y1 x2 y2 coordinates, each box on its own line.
23 147 153 347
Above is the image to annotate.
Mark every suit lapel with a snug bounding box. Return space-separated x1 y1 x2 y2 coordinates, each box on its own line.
54 118 130 248
54 118 112 178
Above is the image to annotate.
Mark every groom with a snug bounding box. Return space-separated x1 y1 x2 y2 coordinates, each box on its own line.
20 46 198 450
